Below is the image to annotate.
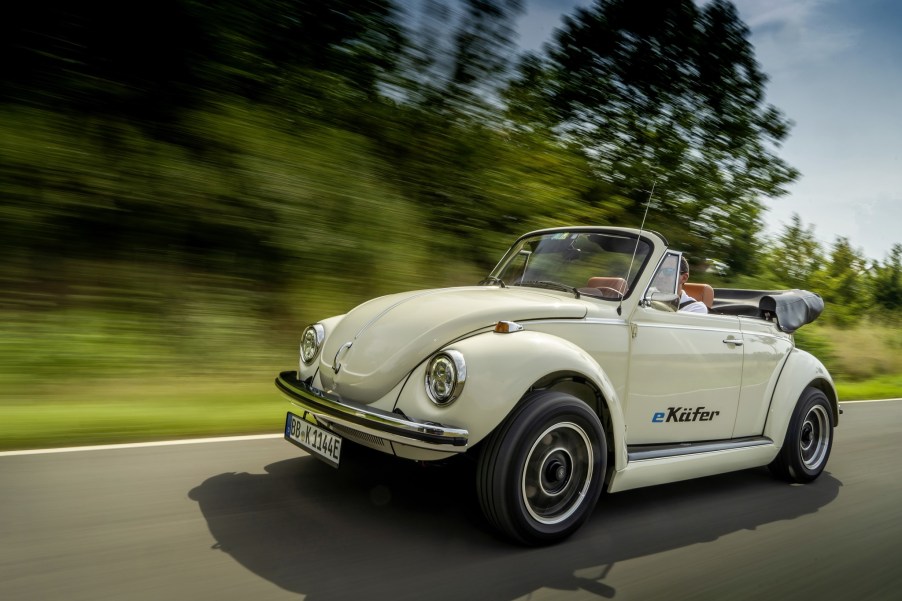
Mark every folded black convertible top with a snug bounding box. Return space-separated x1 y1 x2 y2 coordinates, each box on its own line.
711 288 825 333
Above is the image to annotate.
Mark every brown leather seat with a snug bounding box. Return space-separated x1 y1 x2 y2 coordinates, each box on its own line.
683 282 714 309
586 277 628 296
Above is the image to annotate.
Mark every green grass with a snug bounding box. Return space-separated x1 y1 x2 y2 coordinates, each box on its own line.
0 378 285 451
836 375 902 403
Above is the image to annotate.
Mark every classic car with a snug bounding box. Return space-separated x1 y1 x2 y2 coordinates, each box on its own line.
276 226 837 545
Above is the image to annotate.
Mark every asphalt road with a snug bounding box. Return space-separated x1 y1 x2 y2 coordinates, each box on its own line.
1 400 901 601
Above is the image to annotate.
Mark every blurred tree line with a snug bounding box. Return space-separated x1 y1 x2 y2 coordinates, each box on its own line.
1 0 900 377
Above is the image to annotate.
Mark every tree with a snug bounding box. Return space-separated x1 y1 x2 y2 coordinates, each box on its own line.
872 244 902 312
816 237 871 327
2 1 405 122
764 214 823 288
189 0 405 101
393 0 523 117
505 0 798 272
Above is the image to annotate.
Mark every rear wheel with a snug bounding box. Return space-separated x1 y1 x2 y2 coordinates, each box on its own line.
769 387 834 483
476 390 606 545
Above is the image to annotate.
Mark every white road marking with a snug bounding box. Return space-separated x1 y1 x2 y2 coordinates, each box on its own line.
841 398 902 404
0 433 283 457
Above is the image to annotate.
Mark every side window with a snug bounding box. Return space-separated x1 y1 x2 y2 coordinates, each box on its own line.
650 253 680 295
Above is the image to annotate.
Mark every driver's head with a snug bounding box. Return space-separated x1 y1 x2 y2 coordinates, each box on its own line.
679 256 690 290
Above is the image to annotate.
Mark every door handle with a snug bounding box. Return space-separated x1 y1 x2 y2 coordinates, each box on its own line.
723 338 743 346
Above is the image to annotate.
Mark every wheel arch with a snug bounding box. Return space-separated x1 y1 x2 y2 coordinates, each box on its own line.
764 348 839 446
808 377 840 423
527 370 618 471
400 329 628 469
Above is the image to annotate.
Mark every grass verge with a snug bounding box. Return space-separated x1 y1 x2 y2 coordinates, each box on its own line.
0 377 285 451
835 375 902 403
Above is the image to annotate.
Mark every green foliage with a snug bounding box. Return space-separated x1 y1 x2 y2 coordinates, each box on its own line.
815 237 871 327
872 244 902 311
761 214 823 289
792 325 837 375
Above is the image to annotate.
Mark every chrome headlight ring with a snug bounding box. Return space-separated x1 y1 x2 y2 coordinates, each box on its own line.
425 350 467 406
300 324 325 365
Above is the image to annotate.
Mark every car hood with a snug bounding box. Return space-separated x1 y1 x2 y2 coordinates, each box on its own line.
317 286 588 403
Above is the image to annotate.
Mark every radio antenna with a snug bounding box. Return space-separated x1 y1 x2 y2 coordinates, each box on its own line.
619 181 656 316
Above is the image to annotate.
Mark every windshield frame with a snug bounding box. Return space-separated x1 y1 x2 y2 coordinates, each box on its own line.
485 227 659 302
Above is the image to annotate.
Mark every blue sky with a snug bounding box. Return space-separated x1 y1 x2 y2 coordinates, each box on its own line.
517 0 902 262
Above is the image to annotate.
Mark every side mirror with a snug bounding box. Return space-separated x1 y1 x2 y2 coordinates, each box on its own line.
643 291 679 312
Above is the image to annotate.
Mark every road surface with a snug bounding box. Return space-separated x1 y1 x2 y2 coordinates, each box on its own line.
1 401 900 600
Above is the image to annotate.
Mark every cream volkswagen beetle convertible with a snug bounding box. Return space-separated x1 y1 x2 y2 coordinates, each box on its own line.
276 226 837 545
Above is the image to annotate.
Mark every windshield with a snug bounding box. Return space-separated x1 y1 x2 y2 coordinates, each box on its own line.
486 230 652 300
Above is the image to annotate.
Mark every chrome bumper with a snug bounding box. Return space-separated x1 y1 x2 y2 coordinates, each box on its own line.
275 371 469 451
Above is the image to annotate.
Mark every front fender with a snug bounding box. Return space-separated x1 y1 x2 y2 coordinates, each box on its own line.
763 348 838 446
393 329 627 466
299 314 346 383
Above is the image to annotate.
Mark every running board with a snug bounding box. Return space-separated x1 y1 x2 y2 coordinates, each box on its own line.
627 436 773 462
609 437 777 493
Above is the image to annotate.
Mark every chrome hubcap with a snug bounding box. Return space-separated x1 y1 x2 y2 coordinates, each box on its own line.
800 404 830 469
522 422 593 525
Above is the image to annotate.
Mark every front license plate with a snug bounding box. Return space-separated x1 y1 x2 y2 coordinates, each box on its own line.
285 412 342 468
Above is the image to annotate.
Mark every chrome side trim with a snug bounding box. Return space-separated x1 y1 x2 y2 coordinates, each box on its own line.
627 436 773 462
275 371 469 451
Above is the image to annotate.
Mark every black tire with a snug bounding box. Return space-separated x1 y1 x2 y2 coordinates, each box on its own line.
769 386 834 483
476 390 606 545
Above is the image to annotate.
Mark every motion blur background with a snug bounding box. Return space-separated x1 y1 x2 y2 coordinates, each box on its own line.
2 0 900 449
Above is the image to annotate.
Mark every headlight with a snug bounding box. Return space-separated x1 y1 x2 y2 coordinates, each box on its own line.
300 324 325 365
425 350 466 405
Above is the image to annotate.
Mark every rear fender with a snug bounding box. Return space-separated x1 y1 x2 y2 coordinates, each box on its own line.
763 348 838 446
393 330 627 466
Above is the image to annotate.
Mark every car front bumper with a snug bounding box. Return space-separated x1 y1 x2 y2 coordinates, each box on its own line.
275 371 469 451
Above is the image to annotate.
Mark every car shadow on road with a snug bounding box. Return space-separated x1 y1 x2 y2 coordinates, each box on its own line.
188 444 841 600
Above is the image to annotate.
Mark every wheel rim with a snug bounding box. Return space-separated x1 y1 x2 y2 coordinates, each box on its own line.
522 422 593 525
799 404 831 470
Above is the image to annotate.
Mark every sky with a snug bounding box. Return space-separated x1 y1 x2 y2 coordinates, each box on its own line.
516 0 902 262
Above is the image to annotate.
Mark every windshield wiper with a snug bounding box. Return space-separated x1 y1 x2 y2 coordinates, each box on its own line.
515 280 580 298
479 276 506 288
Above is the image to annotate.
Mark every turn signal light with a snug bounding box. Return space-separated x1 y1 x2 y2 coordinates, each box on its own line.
494 321 524 334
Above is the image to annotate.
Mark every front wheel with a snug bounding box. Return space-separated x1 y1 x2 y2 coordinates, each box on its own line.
476 390 606 545
769 386 834 483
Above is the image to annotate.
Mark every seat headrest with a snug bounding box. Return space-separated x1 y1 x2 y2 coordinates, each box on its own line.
587 277 628 295
683 283 714 309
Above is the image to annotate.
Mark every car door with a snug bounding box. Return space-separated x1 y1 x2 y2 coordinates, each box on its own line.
624 253 745 444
